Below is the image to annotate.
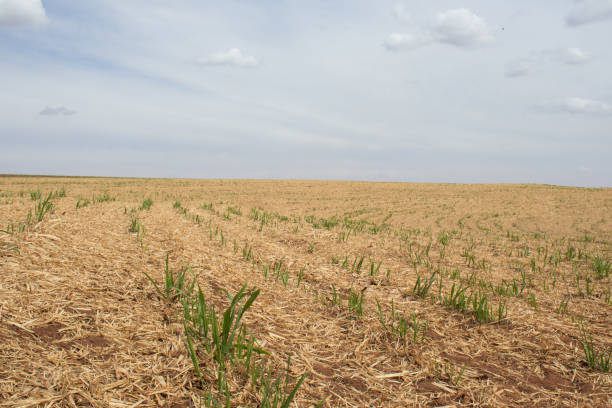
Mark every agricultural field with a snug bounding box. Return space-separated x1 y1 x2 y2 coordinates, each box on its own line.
0 176 611 407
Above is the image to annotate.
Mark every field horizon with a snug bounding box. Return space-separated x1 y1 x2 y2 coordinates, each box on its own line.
0 174 610 189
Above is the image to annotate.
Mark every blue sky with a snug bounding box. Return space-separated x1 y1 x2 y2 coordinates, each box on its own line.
1 0 611 186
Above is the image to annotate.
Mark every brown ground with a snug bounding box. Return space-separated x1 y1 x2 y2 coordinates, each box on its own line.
0 176 610 407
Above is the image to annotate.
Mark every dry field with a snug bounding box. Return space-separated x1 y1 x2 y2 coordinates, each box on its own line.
1 176 611 408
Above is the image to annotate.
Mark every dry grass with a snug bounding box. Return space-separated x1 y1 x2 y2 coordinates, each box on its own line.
1 176 611 407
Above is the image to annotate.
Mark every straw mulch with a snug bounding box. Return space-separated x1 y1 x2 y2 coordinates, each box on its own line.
1 177 611 407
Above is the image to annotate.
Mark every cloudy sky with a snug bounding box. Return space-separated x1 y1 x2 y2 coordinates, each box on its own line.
1 0 611 186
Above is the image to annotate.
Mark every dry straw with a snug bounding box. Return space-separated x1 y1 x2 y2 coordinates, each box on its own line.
0 177 610 407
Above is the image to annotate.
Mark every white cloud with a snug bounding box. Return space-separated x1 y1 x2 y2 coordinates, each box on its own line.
566 0 612 26
384 32 431 51
385 8 493 52
197 48 259 68
434 9 494 47
0 0 47 26
393 4 411 23
557 47 591 64
506 48 590 78
40 106 76 116
537 97 612 115
562 97 611 114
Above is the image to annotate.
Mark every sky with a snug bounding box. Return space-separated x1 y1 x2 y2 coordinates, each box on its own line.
1 0 611 186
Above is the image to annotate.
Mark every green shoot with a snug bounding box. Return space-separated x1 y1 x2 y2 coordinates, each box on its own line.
140 198 153 210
